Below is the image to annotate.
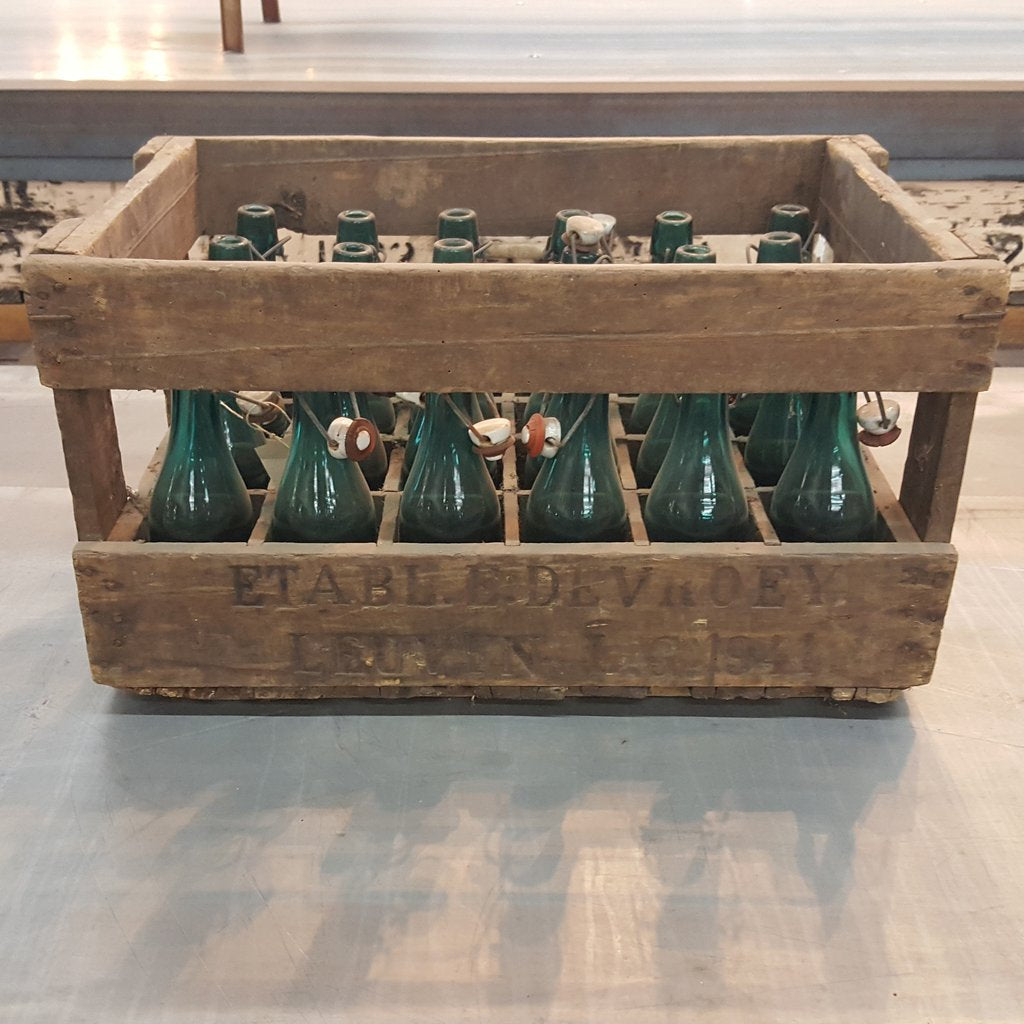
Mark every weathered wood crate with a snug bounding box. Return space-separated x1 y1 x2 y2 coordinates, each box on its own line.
24 135 1009 702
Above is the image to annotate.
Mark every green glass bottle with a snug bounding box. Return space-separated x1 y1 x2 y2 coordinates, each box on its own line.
207 235 270 488
270 392 378 543
729 395 761 437
523 393 628 543
768 203 812 244
398 392 501 543
344 392 388 490
628 393 660 435
744 392 809 487
545 208 590 262
148 390 254 542
209 234 252 261
329 241 398 434
743 231 806 485
217 392 269 489
235 203 279 259
650 210 693 263
634 394 678 488
631 242 714 435
644 393 748 542
769 392 877 542
358 393 396 434
437 209 479 249
401 400 426 486
336 209 380 250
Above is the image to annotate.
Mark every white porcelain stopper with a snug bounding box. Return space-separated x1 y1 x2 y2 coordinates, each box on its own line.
857 398 901 435
470 417 515 461
327 416 377 461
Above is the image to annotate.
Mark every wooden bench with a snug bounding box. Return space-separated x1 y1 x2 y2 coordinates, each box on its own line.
219 0 281 54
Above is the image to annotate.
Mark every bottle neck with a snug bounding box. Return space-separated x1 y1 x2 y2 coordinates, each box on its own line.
803 392 858 441
292 392 353 446
557 393 610 446
170 390 222 444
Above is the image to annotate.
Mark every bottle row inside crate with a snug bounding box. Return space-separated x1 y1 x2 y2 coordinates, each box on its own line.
113 394 916 549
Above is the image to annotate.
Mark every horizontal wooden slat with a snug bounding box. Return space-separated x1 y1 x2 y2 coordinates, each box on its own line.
195 134 829 236
74 543 955 692
25 257 1006 392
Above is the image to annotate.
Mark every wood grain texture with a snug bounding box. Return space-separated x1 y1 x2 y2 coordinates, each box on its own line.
118 683 908 702
220 0 244 53
900 391 979 543
42 137 198 260
53 390 126 541
73 542 956 693
821 139 980 264
194 134 830 237
24 256 1005 392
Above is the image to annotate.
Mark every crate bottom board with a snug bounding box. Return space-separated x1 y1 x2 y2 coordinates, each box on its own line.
116 684 906 703
74 543 956 699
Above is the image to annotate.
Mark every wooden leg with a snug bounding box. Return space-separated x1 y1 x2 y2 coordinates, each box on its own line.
220 0 244 53
899 391 978 543
262 0 282 24
52 390 127 541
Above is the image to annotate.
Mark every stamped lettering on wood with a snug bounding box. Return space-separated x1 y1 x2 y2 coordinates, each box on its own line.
73 550 954 691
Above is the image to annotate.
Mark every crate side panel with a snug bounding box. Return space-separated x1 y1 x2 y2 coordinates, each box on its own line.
821 139 978 264
195 135 828 237
27 258 1003 393
37 137 199 260
74 544 955 692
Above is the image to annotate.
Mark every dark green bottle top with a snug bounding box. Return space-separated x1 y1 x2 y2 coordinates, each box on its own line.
208 234 253 261
332 241 377 263
651 210 694 263
235 204 279 259
437 208 479 248
756 231 803 264
547 208 590 261
336 209 380 248
674 243 717 264
768 203 812 243
432 238 476 264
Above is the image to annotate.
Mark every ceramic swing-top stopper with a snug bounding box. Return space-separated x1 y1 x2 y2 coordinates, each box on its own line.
469 417 515 461
521 413 562 458
857 397 902 447
563 215 607 248
327 416 378 461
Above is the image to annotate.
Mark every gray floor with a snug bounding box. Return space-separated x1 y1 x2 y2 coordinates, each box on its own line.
1 367 1024 1023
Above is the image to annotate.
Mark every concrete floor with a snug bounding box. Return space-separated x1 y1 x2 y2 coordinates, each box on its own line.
1 366 1023 1022
3 0 1023 85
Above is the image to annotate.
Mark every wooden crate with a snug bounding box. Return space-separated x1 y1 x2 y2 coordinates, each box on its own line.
24 135 1009 702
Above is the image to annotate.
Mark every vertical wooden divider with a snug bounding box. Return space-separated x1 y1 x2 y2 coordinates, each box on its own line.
53 389 127 541
899 392 978 543
610 399 649 546
732 445 781 545
376 445 404 546
500 396 521 546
